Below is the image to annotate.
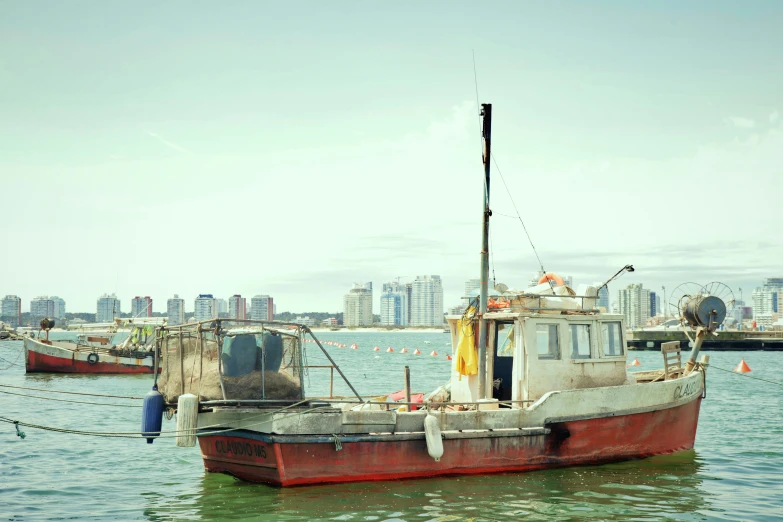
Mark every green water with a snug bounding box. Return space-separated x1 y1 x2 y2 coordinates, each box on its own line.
1 332 782 521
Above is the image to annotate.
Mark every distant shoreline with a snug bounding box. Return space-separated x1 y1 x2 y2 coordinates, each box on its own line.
309 327 449 334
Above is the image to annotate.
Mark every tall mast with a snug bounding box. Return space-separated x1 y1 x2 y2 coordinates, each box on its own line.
477 103 492 399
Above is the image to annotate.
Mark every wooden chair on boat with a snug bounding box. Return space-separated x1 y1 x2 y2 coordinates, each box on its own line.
661 341 683 380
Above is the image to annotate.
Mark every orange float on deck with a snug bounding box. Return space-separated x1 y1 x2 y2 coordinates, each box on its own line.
630 358 641 366
734 358 751 373
538 272 565 287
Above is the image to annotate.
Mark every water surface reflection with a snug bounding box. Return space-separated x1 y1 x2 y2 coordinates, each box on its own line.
151 451 712 521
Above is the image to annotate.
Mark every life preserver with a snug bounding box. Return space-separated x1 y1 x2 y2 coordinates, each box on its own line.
87 352 99 365
538 273 565 286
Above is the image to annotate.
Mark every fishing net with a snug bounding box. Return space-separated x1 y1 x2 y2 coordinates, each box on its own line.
157 323 304 403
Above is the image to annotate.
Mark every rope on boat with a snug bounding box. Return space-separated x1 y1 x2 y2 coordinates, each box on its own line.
0 384 143 400
0 400 331 440
0 389 142 408
707 364 783 387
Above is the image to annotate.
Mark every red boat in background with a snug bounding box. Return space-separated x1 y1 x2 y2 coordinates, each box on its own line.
25 323 157 374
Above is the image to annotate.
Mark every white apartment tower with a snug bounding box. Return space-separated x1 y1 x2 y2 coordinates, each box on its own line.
50 296 66 319
250 295 274 321
343 283 373 327
617 284 650 329
410 275 444 327
167 295 185 326
194 294 218 321
380 282 408 326
464 279 481 305
96 293 121 323
30 296 55 321
1 295 22 327
228 294 247 320
131 296 153 317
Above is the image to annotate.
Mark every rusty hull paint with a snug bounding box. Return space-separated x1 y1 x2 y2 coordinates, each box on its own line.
198 395 702 486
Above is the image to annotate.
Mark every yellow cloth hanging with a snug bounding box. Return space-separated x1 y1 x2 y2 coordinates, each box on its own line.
455 308 478 377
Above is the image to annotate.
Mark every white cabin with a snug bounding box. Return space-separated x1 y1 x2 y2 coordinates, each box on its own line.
446 310 630 405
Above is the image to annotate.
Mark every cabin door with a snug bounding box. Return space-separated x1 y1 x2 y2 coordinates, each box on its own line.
492 322 515 401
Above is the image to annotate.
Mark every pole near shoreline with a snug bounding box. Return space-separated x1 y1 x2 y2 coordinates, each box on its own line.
478 103 492 399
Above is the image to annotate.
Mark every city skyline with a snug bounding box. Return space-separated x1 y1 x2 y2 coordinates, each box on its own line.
3 274 783 318
1 3 780 315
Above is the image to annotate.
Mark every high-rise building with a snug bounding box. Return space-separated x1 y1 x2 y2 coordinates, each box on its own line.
167 294 185 326
96 293 121 323
752 278 783 318
1 295 22 327
617 284 650 329
228 294 247 320
650 291 657 317
30 296 55 322
410 275 444 327
380 282 408 326
405 283 413 324
131 296 153 318
448 304 467 316
250 295 274 321
464 278 481 305
343 283 373 327
593 282 610 311
216 299 228 316
194 294 218 321
50 296 66 319
752 288 777 318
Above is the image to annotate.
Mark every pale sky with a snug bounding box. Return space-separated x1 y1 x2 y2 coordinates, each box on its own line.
1 1 781 314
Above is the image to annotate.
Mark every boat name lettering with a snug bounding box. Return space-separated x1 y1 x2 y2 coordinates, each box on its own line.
215 440 267 459
673 381 699 400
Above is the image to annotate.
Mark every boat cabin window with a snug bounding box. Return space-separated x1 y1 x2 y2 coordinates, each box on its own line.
536 324 560 360
601 321 623 356
496 323 514 357
570 324 592 359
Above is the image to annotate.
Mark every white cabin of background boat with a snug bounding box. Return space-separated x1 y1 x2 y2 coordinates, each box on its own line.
446 311 630 405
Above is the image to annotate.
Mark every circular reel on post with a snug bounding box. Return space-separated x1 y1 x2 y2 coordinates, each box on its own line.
667 282 706 323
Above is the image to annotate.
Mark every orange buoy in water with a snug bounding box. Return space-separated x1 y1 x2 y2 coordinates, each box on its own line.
734 358 752 373
446 354 453 360
350 343 358 350
373 346 380 352
401 347 408 353
430 350 438 357
413 348 421 355
631 358 641 366
386 347 394 353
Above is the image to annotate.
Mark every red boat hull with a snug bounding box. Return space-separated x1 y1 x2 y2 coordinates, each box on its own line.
198 396 701 486
24 339 155 374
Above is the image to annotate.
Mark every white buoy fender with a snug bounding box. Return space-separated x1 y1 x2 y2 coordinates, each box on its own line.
424 414 443 461
176 393 199 448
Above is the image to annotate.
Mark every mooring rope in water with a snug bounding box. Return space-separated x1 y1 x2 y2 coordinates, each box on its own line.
0 400 331 440
707 364 783 387
0 389 142 408
0 383 143 400
0 345 25 370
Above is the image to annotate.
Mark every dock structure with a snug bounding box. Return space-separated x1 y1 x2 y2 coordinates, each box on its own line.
628 329 783 351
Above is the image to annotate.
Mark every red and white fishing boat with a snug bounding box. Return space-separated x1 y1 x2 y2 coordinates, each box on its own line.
25 320 158 374
147 104 724 486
